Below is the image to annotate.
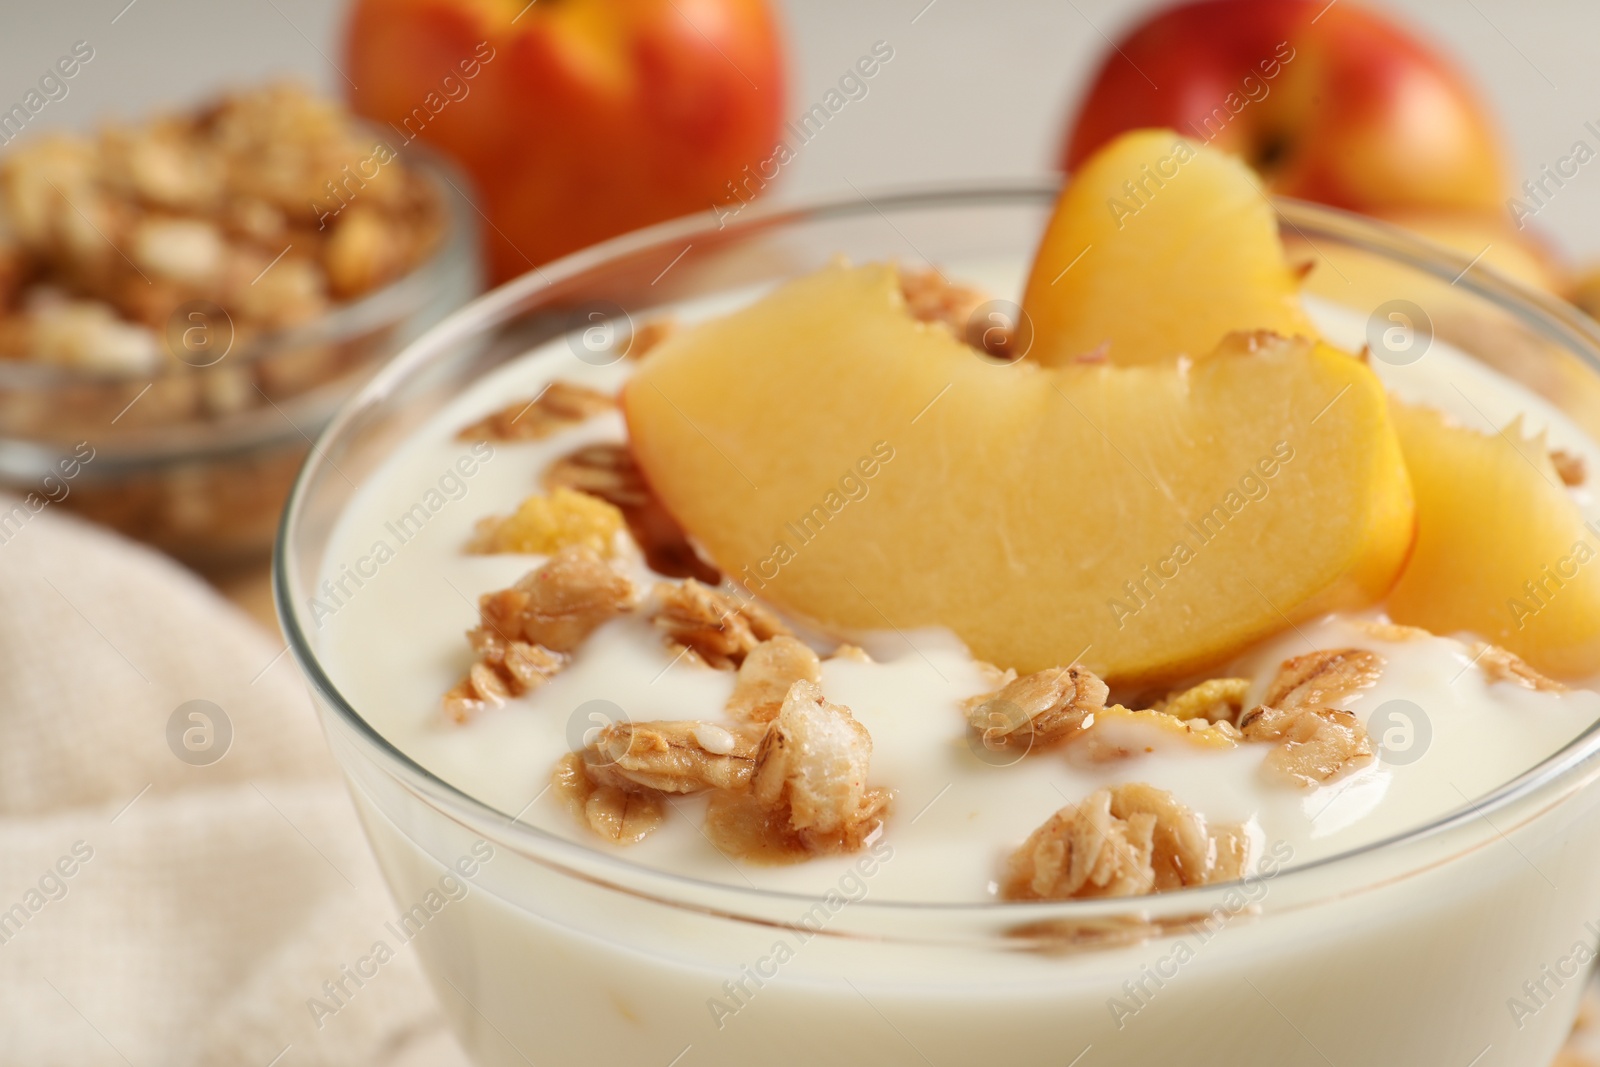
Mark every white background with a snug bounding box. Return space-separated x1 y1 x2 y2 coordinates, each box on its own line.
2 0 1598 256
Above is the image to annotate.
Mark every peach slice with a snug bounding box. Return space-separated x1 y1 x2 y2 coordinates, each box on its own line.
1021 130 1315 366
624 263 1414 683
1387 402 1600 678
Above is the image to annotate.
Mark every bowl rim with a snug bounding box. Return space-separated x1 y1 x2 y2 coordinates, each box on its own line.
274 177 1600 917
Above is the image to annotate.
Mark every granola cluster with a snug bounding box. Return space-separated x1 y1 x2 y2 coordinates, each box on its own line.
1262 648 1384 711
552 752 664 845
455 381 615 443
652 579 790 669
480 544 636 652
963 663 1242 764
744 680 890 854
1225 649 1382 787
987 622 1587 900
980 645 1380 898
443 368 729 721
964 665 1109 749
442 545 633 723
459 381 718 582
726 636 822 722
443 630 568 725
543 441 649 507
490 556 888 859
443 505 888 860
0 82 441 376
543 441 720 581
1474 642 1567 692
451 322 675 443
1002 783 1247 901
555 678 892 863
962 647 1385 789
583 719 761 795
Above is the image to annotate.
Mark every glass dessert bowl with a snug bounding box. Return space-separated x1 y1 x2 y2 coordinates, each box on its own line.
0 84 479 566
279 136 1600 1067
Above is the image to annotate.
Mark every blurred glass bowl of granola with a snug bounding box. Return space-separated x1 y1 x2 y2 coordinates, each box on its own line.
0 83 478 566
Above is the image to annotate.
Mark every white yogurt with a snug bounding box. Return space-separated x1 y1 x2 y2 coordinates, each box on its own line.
312 261 1600 906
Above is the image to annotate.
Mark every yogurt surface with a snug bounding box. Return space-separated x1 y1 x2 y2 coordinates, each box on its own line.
313 259 1600 904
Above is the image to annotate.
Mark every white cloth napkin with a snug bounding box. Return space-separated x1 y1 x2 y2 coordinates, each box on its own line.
0 497 469 1067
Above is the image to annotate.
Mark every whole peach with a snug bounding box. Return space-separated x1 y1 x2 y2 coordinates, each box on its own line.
345 0 787 282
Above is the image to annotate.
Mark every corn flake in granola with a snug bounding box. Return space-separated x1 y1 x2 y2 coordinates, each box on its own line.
467 487 624 557
1157 677 1251 723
